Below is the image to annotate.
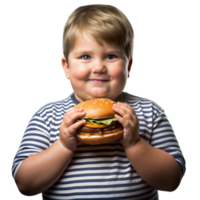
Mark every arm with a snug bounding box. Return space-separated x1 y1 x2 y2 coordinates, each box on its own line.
125 137 182 191
113 102 183 191
15 107 86 195
15 139 73 195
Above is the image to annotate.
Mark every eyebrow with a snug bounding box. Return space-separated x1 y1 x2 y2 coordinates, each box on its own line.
73 49 123 56
73 50 93 56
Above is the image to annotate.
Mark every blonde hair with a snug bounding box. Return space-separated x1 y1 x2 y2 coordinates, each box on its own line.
63 4 134 62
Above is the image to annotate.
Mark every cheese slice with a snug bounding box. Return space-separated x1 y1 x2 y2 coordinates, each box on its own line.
84 122 115 128
79 131 102 136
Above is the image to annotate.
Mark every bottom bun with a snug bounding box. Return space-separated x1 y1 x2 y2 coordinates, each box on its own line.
76 130 123 145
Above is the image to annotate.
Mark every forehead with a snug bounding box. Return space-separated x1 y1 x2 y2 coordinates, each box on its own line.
71 30 124 54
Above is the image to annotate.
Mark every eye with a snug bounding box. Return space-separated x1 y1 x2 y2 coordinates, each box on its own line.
81 55 91 60
106 54 117 60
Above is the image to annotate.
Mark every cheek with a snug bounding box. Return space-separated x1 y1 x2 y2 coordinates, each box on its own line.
70 65 89 80
110 64 128 79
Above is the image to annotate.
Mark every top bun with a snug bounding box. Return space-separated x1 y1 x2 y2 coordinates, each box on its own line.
74 98 116 118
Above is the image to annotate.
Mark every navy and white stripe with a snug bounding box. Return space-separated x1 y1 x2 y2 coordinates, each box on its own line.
12 92 185 199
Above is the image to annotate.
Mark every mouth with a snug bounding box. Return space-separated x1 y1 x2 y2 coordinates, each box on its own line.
89 79 109 83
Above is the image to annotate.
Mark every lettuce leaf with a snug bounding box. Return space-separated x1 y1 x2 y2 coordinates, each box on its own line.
78 118 117 125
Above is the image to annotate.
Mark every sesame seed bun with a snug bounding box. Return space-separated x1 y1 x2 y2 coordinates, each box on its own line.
74 98 116 118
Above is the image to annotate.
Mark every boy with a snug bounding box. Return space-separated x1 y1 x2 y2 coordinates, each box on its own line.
12 4 185 200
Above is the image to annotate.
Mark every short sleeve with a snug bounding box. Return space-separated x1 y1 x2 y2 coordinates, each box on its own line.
151 111 186 176
10 114 50 180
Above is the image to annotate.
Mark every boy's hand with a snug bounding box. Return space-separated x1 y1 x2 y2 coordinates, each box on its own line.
59 108 86 152
113 102 139 148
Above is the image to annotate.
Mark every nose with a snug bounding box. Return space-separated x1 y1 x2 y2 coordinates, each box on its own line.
91 60 107 73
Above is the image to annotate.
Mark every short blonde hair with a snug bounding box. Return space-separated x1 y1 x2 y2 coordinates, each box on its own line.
63 4 134 62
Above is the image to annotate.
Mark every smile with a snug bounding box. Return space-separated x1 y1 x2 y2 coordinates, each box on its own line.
89 79 109 82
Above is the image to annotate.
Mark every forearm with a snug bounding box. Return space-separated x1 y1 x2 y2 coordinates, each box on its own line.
15 139 74 195
125 137 182 191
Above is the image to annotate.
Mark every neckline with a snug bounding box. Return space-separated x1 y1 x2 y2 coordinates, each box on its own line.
70 92 126 105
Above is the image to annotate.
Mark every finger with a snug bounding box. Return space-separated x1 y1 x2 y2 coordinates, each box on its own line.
113 103 135 119
113 107 132 127
67 106 85 117
114 113 122 122
66 111 86 127
63 109 86 127
115 102 136 114
113 104 129 116
67 119 86 137
116 102 134 109
64 107 84 117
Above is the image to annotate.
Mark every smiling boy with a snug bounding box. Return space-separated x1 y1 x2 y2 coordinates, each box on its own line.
12 4 185 200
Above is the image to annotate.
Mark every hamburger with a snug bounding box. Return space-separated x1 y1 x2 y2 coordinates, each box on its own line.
74 98 123 145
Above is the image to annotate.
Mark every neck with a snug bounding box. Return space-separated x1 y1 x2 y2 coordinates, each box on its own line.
114 93 124 102
74 93 124 103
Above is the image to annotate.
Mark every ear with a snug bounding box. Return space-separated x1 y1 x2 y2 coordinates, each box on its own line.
128 59 132 78
61 57 70 79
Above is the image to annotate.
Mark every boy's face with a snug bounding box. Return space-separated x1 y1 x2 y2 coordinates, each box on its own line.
62 32 132 101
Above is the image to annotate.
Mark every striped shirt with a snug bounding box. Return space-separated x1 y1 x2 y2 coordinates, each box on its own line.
12 92 185 200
